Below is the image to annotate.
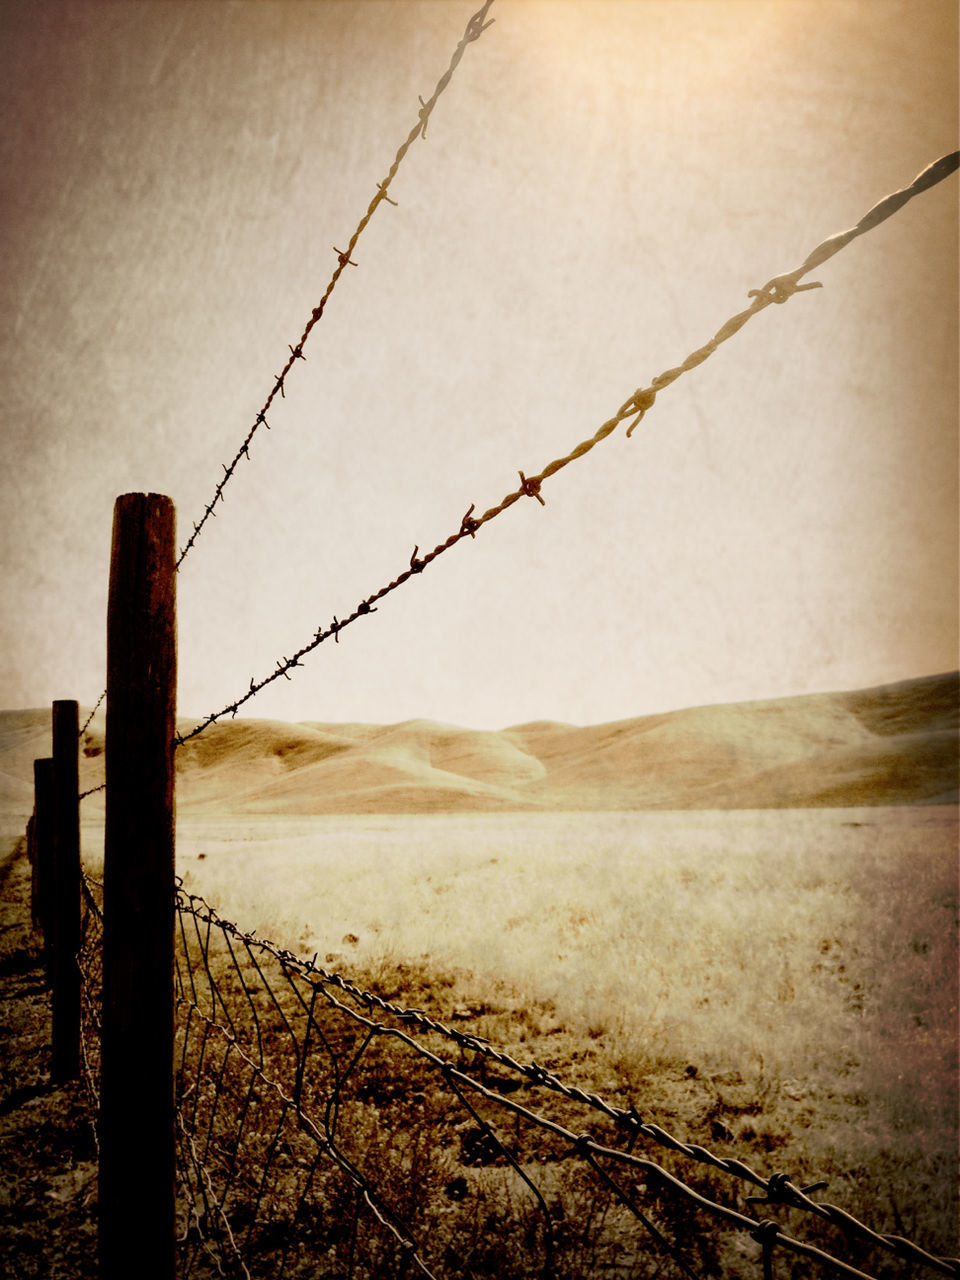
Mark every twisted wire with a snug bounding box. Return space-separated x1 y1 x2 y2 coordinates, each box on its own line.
176 149 959 746
175 0 495 572
78 691 105 738
173 888 701 1276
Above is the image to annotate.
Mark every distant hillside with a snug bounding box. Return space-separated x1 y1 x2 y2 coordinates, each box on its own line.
1 673 956 823
502 673 959 811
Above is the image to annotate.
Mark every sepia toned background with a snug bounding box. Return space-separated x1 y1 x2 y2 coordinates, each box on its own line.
2 0 957 729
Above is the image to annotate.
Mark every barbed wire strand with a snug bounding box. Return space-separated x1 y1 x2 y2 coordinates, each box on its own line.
73 1 495 741
74 838 958 1277
173 882 959 1279
286 969 952 1280
176 149 958 747
78 691 105 738
175 0 495 573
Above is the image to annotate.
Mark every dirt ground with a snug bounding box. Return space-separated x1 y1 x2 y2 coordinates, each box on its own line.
0 838 98 1279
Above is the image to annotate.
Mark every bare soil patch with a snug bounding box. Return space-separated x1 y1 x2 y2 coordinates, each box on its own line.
0 839 97 1278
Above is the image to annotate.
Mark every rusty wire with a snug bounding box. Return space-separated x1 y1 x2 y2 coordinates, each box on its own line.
176 149 959 746
75 0 495 758
78 690 105 739
174 0 495 572
78 701 107 794
170 883 959 1280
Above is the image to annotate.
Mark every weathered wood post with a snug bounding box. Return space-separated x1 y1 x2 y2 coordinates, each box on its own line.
51 699 81 1082
32 758 55 969
99 493 176 1280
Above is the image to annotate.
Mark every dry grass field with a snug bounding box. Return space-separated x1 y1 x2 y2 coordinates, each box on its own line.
107 813 960 1266
167 806 958 1255
0 673 956 1273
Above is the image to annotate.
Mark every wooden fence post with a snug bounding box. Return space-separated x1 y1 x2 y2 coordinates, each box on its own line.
33 758 55 970
51 699 81 1083
99 493 177 1280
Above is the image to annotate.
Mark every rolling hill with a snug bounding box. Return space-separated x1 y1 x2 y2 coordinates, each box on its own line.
3 672 953 823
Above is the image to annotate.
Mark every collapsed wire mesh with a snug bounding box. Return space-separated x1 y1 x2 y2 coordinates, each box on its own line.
77 871 104 1147
169 885 959 1280
59 863 960 1278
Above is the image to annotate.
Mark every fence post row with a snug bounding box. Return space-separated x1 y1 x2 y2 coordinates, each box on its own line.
99 493 177 1280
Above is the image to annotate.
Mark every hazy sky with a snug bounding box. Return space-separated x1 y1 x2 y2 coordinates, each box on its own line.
2 0 957 730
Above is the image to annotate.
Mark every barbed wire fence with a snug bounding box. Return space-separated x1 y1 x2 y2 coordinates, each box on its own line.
64 144 959 1280
14 0 957 1272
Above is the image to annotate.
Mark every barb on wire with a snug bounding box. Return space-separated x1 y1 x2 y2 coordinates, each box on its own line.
177 150 958 747
175 0 495 572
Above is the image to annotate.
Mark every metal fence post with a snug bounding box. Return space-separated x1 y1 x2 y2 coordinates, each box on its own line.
99 493 177 1280
51 699 81 1082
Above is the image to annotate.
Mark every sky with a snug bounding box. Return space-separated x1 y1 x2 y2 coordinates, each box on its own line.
1 0 957 731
